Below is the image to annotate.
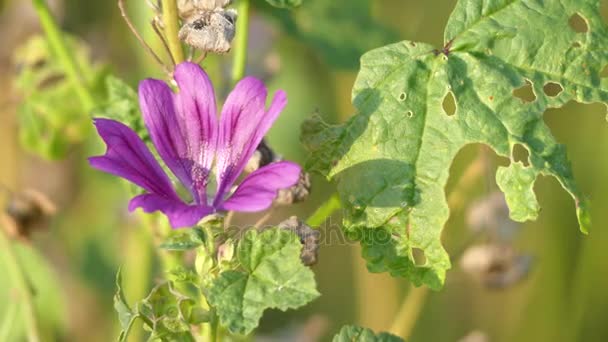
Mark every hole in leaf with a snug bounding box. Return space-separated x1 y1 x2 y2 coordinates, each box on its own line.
572 41 582 48
412 248 427 266
512 80 536 103
512 144 530 167
543 82 563 97
442 91 456 116
601 65 608 78
569 13 589 33
399 92 407 101
406 111 414 118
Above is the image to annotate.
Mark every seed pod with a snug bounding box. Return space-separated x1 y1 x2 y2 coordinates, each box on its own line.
178 9 237 54
277 216 320 266
1 189 56 241
460 244 533 289
276 171 311 205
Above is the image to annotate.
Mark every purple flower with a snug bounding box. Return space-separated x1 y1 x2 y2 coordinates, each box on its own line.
89 62 301 228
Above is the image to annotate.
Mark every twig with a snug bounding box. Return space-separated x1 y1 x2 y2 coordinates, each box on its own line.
118 0 171 74
151 18 176 66
253 207 275 230
388 284 429 340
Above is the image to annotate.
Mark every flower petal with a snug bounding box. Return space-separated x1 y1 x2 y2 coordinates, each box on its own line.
139 62 217 204
88 118 179 200
219 161 300 212
129 194 213 229
215 77 287 204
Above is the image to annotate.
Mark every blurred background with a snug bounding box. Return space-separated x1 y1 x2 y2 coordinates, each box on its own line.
1 0 608 341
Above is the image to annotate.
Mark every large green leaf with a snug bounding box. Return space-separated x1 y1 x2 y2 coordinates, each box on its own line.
332 325 403 342
302 0 608 289
207 228 319 335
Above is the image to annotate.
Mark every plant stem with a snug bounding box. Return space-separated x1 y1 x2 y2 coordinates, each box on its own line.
306 193 341 227
231 0 250 84
31 0 95 112
161 0 185 64
0 230 41 342
388 284 429 340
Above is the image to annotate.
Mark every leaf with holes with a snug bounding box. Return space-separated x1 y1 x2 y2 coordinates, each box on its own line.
332 325 403 342
302 0 608 289
207 228 319 335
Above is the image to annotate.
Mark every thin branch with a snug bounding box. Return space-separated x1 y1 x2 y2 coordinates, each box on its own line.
151 17 176 66
118 0 171 74
253 208 275 230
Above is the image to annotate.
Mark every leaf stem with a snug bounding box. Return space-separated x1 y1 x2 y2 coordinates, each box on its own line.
388 284 429 340
231 0 250 84
31 0 96 112
306 193 341 227
0 229 41 342
160 0 185 64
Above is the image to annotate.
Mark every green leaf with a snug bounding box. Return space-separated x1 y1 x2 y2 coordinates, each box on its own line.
265 0 302 9
12 35 106 160
302 0 608 289
114 270 139 342
207 228 319 335
159 228 205 251
332 325 403 342
94 76 149 142
266 0 398 69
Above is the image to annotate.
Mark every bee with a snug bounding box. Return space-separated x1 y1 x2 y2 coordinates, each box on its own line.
177 0 237 54
1 188 56 241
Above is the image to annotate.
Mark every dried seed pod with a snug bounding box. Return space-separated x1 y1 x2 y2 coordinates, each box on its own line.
244 139 276 173
1 189 56 241
276 171 311 205
277 216 320 266
460 244 533 289
178 8 237 53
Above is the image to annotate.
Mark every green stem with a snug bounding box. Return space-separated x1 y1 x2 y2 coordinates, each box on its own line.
161 0 185 64
231 0 250 83
306 193 341 227
0 230 41 342
31 0 95 112
388 285 429 340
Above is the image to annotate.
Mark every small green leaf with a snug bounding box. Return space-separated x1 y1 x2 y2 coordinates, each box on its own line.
302 0 607 289
114 270 139 342
160 228 205 251
265 0 302 9
207 229 319 335
333 325 403 342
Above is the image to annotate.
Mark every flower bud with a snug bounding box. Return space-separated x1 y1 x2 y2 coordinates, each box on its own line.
178 9 237 53
275 171 311 205
460 244 533 289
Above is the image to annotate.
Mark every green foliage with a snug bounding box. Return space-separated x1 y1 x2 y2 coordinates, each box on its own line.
94 76 149 142
207 228 319 335
302 0 608 289
12 35 106 159
0 242 66 341
267 0 398 69
265 0 302 9
333 325 403 342
114 270 206 342
159 228 206 251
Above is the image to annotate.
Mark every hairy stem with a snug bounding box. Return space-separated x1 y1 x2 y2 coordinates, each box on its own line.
306 193 341 227
0 230 41 342
31 0 95 111
160 0 185 64
389 285 429 340
231 0 250 83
